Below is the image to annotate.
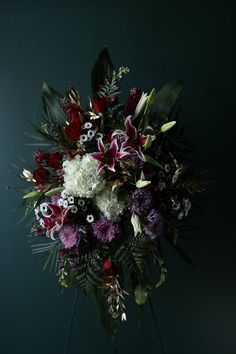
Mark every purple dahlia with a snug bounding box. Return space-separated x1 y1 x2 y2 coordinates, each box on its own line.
93 217 119 243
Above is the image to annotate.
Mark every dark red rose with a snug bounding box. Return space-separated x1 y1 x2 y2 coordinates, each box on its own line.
63 104 79 120
102 260 117 276
33 167 50 185
123 87 142 116
35 150 50 164
47 152 62 168
65 116 82 141
93 95 109 113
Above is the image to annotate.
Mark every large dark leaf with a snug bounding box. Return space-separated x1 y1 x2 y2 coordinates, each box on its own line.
152 79 184 117
93 286 117 336
91 47 114 96
42 82 68 124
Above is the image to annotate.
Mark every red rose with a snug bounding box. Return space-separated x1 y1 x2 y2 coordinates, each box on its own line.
93 95 109 113
35 150 49 164
123 87 142 116
63 104 79 120
65 116 82 141
33 167 50 185
47 152 62 168
102 260 117 276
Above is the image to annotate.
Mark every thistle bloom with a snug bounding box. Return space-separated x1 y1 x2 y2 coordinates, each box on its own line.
91 138 128 173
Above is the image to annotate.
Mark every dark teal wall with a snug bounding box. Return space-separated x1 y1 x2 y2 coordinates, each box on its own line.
0 1 235 353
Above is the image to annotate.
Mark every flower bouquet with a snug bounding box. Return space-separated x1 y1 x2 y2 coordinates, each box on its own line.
20 48 205 334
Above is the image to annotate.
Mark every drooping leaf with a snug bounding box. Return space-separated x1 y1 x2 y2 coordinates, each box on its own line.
23 190 40 199
42 82 68 124
93 287 117 336
144 154 164 170
91 47 115 96
135 281 150 305
152 79 184 117
45 187 64 197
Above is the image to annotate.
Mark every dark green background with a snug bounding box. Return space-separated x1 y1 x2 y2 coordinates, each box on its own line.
0 1 235 353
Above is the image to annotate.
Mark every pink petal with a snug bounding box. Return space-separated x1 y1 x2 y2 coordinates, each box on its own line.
125 116 137 137
116 151 129 159
98 137 105 152
97 161 105 173
109 139 119 155
107 160 116 172
90 152 103 162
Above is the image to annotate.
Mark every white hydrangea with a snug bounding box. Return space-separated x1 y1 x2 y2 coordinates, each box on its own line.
63 154 105 198
95 186 125 221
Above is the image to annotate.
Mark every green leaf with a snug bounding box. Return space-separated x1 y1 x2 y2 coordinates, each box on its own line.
144 154 164 170
160 120 176 132
135 282 149 305
154 79 184 116
93 287 117 336
91 47 115 96
45 187 64 197
22 190 40 199
42 83 68 124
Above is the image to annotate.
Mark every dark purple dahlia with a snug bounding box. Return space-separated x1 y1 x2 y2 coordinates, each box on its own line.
93 217 120 243
144 209 163 239
128 188 152 216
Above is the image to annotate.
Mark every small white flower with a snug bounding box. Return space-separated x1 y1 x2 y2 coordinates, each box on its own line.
40 203 48 213
61 190 68 199
83 122 92 129
67 196 74 204
96 132 103 140
58 198 64 207
71 206 78 214
78 199 85 206
34 206 40 215
87 130 95 140
39 219 45 227
82 206 87 212
80 134 88 143
165 164 171 173
86 214 94 223
63 200 69 208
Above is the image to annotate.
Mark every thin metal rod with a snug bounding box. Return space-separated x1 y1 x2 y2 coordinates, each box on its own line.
149 298 165 354
64 287 79 354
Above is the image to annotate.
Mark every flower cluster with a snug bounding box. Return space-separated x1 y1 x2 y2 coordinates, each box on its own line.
20 48 205 334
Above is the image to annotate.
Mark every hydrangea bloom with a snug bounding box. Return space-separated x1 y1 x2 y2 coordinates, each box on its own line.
63 154 105 198
95 186 125 221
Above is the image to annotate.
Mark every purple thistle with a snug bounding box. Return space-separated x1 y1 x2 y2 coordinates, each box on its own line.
59 224 80 249
93 217 119 243
128 188 152 216
144 209 163 240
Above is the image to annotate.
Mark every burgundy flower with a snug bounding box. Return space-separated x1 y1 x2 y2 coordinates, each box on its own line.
33 167 50 185
63 104 80 120
47 152 62 168
93 217 119 243
42 203 70 239
65 116 82 141
91 138 128 173
93 95 109 113
35 150 49 165
102 260 117 276
123 88 142 116
113 116 147 160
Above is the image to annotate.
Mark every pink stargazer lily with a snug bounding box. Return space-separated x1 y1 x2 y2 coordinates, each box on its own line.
91 138 129 173
113 116 147 160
